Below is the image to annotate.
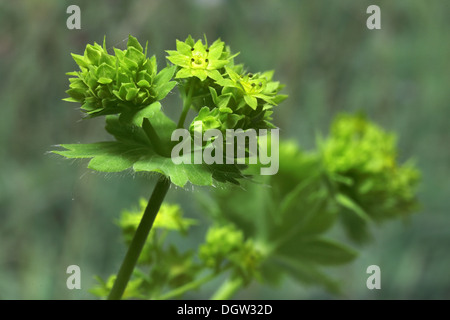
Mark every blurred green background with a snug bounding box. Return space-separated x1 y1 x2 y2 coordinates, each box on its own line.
0 0 449 299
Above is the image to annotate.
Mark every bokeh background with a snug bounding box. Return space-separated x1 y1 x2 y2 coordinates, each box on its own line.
0 0 449 299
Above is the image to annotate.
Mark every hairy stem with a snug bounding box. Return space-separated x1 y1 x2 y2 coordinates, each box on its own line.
211 276 244 300
107 176 171 300
176 82 194 129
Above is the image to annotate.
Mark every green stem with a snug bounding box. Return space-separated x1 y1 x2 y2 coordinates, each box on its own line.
107 176 171 300
142 118 168 157
157 273 216 300
211 276 244 300
176 82 194 129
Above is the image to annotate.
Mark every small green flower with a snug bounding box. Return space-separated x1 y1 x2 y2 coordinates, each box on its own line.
217 67 287 110
166 36 233 81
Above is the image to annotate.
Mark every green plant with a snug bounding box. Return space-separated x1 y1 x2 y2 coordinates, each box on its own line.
54 35 419 300
54 35 286 299
86 114 419 299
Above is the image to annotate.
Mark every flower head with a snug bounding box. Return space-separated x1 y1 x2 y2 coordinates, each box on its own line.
65 35 176 117
217 67 287 110
166 35 235 81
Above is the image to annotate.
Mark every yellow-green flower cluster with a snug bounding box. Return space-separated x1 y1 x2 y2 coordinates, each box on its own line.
199 224 262 281
167 36 287 133
166 35 233 81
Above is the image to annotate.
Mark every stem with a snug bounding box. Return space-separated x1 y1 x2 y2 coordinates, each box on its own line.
211 276 244 300
156 273 216 300
142 118 168 157
176 82 194 129
107 176 171 300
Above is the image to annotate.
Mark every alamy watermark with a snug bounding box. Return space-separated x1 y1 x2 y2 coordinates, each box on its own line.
66 265 81 289
66 5 81 30
171 122 279 176
366 265 381 289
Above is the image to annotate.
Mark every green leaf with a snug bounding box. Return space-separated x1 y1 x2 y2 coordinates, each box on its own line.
133 157 213 187
155 81 177 100
167 54 190 68
154 65 176 87
207 40 225 60
137 80 150 88
126 87 139 101
96 63 115 79
85 44 101 64
191 69 207 81
176 39 192 56
175 68 193 79
206 60 228 70
217 94 232 109
244 95 258 109
276 237 357 266
98 77 113 84
53 140 216 187
54 105 245 187
118 102 161 127
127 35 143 52
207 70 223 81
71 53 88 68
185 35 195 47
335 193 371 222
125 47 145 62
272 258 340 293
53 142 145 172
62 97 79 103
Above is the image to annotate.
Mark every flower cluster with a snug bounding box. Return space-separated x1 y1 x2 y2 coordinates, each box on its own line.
65 35 176 117
199 224 262 281
167 36 232 81
166 36 287 134
321 114 420 222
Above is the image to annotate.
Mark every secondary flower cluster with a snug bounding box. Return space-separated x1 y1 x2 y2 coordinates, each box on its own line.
65 36 176 117
167 36 287 134
321 114 419 222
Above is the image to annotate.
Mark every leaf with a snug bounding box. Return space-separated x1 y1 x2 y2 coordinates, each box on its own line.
175 68 193 79
126 88 139 101
127 35 143 52
176 39 192 56
96 63 115 79
167 54 190 68
207 40 224 60
335 193 371 222
276 237 357 266
53 142 145 172
71 53 88 68
217 94 232 109
271 258 340 293
155 81 177 100
53 107 245 187
244 95 257 110
98 77 112 84
133 156 213 187
137 80 150 88
53 141 216 187
191 69 207 81
118 101 162 127
154 65 176 87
